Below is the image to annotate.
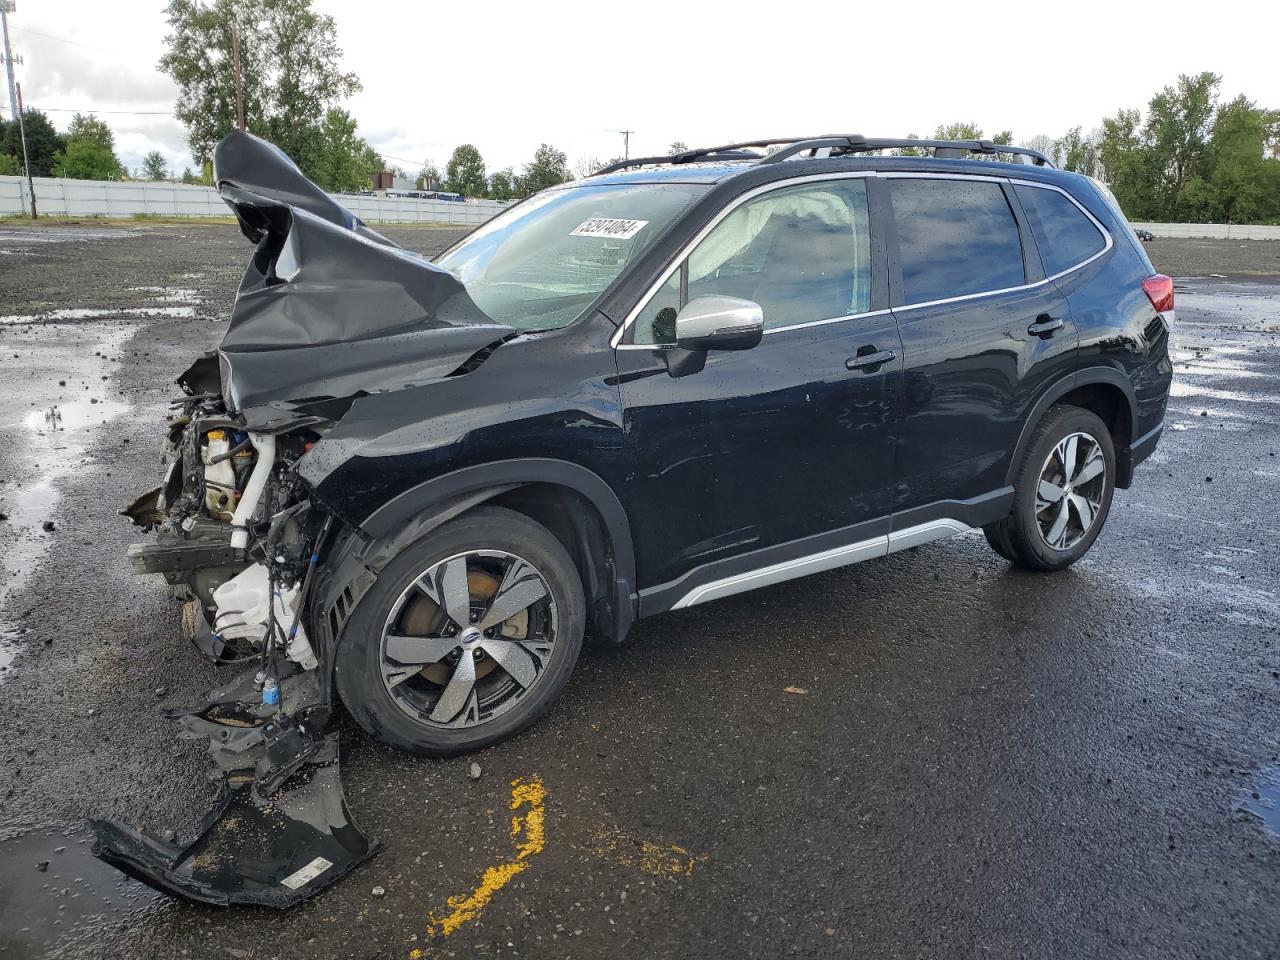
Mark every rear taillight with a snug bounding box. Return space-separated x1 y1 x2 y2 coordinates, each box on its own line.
1142 274 1175 318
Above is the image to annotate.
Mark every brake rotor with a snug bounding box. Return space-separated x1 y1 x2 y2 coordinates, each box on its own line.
400 569 529 685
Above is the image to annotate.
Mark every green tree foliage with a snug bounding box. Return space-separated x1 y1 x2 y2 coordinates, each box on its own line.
159 0 362 175
52 113 124 180
933 122 984 141
0 153 21 175
142 150 170 181
180 166 199 184
0 110 66 176
1093 72 1279 223
292 107 382 192
488 167 517 201
445 143 487 198
669 141 689 155
1054 126 1102 178
519 143 571 195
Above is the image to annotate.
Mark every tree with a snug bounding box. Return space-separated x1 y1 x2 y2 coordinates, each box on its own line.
669 141 689 155
1099 109 1153 219
519 143 571 195
1142 72 1219 220
417 163 442 190
445 143 486 198
142 150 170 181
159 0 360 167
933 121 984 141
53 140 124 180
0 109 65 176
573 155 601 179
0 153 20 175
180 166 199 184
1055 126 1102 178
293 107 381 192
1197 96 1280 223
488 167 517 201
52 113 124 180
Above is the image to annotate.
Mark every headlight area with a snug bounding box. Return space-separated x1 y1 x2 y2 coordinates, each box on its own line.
94 391 378 909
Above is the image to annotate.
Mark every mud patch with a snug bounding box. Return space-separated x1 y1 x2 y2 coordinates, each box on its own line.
0 825 166 958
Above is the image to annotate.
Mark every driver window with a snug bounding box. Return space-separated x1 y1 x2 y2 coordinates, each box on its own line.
632 179 871 344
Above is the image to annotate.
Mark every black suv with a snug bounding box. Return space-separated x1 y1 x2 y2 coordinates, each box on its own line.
130 132 1174 761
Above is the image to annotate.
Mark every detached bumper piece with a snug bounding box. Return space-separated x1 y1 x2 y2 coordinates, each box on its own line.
89 669 377 908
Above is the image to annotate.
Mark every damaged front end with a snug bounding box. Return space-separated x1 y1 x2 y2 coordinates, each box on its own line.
96 370 379 906
95 131 513 906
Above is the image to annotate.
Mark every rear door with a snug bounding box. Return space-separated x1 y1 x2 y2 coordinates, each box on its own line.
884 174 1077 522
615 177 903 607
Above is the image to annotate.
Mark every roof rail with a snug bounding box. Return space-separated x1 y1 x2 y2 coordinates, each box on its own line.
589 134 1053 177
758 136 1053 166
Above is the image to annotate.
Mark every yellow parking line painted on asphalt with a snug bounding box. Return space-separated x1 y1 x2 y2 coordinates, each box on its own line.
410 776 546 955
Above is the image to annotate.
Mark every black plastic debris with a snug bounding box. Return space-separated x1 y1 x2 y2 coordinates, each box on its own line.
90 668 376 908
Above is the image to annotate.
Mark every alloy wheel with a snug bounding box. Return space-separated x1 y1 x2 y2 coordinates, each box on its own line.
1034 431 1107 551
379 550 558 727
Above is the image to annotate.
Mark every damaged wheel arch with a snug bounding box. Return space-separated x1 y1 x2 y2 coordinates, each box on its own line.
310 458 639 674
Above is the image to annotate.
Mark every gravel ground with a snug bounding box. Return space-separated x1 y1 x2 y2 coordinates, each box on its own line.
0 225 1278 960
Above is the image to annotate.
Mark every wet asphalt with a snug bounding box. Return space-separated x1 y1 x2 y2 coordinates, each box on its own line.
0 226 1278 960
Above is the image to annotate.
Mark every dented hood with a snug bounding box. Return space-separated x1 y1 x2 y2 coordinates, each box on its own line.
211 132 513 415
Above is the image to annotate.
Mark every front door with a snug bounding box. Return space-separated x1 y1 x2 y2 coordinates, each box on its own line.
614 177 903 609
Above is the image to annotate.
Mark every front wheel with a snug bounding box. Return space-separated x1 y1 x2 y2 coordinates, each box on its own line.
336 506 585 756
983 404 1116 572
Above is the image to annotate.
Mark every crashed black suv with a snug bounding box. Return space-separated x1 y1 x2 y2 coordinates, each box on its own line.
128 132 1173 761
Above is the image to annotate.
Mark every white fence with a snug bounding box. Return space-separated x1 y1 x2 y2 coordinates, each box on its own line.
0 175 508 226
1130 221 1280 241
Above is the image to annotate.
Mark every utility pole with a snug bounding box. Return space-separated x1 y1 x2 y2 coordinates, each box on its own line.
15 81 35 218
1 0 19 122
231 20 245 131
620 129 634 160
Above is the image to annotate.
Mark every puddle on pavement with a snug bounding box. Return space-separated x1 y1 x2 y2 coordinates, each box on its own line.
0 325 134 680
1239 765 1280 839
128 285 202 305
0 306 197 324
1177 283 1280 332
0 825 165 957
1169 380 1280 405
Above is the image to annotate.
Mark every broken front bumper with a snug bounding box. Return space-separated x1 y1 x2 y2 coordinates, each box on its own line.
90 667 377 908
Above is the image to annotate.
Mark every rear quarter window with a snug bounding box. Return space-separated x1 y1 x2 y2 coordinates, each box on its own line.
1014 184 1107 277
888 178 1025 304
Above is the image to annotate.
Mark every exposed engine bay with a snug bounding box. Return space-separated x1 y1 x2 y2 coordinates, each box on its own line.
91 130 516 907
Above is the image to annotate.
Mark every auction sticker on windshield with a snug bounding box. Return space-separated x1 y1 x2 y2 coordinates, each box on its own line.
571 218 649 240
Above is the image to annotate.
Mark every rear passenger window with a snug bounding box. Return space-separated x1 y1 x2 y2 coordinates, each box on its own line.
1014 184 1107 277
888 179 1025 304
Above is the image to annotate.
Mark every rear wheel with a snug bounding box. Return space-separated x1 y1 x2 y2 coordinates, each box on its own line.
336 506 585 756
983 405 1115 572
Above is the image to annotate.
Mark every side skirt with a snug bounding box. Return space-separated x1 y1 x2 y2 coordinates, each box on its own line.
641 487 1014 614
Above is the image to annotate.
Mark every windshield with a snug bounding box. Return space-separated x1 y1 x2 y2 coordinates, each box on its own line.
435 182 708 330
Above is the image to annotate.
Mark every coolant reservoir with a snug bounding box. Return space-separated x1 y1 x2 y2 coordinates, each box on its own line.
203 430 238 522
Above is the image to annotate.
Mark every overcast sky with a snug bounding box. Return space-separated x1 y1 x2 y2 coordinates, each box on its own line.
3 0 1276 178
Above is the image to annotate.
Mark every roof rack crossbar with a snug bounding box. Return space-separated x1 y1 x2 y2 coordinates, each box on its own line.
589 135 1053 178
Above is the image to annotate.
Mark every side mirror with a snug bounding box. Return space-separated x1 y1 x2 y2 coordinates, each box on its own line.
674 296 764 352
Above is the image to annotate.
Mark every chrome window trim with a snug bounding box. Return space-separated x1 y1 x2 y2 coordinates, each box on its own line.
609 170 1114 346
671 518 971 609
610 170 876 348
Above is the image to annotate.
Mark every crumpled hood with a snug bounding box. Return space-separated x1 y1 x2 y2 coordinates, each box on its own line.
211 132 513 416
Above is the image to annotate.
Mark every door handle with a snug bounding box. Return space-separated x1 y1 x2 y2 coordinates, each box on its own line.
1028 315 1064 338
846 348 896 372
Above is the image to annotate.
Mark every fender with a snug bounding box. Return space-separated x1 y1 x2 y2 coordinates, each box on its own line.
308 459 638 678
1005 366 1139 488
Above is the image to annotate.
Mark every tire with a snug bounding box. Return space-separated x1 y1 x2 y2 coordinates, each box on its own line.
335 505 585 756
983 404 1116 572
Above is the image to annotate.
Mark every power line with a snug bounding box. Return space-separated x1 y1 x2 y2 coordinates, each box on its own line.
12 24 128 57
